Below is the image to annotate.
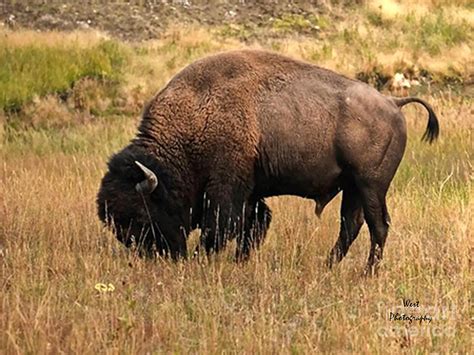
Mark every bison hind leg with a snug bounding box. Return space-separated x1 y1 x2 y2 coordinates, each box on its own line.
359 185 390 276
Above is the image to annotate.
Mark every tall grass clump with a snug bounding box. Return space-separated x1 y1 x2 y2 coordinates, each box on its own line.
0 37 127 113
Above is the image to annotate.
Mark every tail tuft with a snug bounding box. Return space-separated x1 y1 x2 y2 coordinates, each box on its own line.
393 97 440 144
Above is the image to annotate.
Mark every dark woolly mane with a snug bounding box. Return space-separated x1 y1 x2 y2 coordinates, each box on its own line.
107 144 175 192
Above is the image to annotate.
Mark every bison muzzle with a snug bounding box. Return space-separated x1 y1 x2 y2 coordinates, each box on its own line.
97 50 439 273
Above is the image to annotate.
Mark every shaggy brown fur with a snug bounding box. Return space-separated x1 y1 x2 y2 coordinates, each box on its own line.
97 50 439 272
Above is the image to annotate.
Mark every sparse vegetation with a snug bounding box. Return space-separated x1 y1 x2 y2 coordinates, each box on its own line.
0 0 472 353
403 11 471 55
272 13 329 34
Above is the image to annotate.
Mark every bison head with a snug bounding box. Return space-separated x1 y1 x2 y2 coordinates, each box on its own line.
97 145 186 258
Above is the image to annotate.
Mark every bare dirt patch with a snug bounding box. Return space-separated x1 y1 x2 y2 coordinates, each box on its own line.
0 1 335 41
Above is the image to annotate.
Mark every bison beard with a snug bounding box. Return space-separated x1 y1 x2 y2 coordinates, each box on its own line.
97 49 439 274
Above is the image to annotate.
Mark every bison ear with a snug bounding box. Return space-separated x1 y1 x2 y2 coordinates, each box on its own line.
134 161 158 194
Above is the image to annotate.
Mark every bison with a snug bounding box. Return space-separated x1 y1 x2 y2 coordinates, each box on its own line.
97 49 439 273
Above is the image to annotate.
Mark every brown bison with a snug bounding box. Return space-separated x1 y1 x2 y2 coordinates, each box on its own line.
97 49 439 273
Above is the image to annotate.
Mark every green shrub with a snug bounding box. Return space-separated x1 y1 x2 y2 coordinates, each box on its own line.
0 40 128 113
404 11 471 55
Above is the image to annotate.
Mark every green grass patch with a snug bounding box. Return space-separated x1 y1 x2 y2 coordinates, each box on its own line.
403 11 471 55
217 24 255 41
272 13 329 34
0 40 128 113
366 10 386 27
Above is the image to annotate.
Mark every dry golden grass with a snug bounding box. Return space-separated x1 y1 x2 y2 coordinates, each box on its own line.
368 0 474 25
0 29 110 48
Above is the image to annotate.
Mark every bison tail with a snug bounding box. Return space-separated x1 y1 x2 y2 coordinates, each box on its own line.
393 97 440 143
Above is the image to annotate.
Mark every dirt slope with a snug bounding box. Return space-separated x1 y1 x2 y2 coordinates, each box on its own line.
0 1 335 41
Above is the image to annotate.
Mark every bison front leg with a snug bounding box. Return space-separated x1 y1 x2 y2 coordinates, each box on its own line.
199 188 243 256
327 185 364 268
200 208 232 255
235 199 272 262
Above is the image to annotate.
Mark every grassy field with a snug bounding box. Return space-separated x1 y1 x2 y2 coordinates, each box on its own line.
0 1 473 353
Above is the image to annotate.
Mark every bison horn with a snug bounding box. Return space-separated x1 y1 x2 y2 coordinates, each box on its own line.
134 161 158 194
